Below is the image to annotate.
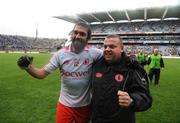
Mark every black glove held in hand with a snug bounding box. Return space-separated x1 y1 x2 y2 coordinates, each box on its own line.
17 55 33 70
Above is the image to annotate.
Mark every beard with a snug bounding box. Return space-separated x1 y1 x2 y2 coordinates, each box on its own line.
71 38 87 53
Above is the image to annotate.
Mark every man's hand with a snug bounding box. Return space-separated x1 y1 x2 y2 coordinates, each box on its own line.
117 90 133 107
17 55 33 70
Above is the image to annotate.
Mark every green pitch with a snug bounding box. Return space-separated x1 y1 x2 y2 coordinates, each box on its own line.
0 53 180 123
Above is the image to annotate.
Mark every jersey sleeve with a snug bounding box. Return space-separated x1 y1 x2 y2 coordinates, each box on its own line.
43 51 61 73
90 47 103 62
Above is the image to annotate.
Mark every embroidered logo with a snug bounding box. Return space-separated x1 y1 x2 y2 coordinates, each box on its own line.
96 72 103 78
83 58 89 65
141 78 147 85
115 74 124 82
74 58 79 67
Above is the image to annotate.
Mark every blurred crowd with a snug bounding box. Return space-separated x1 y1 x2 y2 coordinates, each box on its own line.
0 20 179 55
92 44 180 57
0 34 66 52
91 20 180 34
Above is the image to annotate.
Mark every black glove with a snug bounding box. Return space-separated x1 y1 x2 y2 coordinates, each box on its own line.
17 55 33 70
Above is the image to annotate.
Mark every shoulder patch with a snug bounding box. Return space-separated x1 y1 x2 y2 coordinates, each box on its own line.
96 72 103 78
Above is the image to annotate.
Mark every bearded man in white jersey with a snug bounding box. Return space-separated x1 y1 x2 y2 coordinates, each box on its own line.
17 22 103 123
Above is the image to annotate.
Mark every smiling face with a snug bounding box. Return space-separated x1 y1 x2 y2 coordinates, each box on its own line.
103 35 124 63
71 24 89 53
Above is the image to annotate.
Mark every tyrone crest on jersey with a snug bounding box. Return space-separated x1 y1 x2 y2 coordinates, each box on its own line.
83 58 89 65
115 74 124 82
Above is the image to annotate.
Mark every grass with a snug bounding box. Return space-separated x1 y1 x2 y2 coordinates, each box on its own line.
0 53 180 123
0 53 59 123
136 58 180 123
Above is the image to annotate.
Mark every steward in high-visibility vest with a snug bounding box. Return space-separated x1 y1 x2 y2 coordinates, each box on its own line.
147 48 164 86
149 54 161 69
137 50 146 67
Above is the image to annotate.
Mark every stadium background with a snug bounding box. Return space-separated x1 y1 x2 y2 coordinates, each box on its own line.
0 4 180 123
1 5 180 55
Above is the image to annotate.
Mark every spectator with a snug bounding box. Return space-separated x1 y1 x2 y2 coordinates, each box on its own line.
137 49 147 68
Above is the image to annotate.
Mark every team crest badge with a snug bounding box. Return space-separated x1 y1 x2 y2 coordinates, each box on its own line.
115 74 124 82
96 72 103 78
83 58 89 65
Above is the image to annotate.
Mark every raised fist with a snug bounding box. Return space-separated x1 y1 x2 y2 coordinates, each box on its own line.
17 55 33 70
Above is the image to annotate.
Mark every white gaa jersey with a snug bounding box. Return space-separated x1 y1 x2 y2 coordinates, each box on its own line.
44 45 103 107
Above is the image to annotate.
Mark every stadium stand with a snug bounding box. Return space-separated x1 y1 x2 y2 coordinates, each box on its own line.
0 34 67 52
55 5 180 56
1 5 180 56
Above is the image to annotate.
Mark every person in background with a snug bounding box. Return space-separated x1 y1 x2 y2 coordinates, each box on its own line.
17 22 103 123
91 34 152 123
126 49 137 61
137 49 147 68
147 48 164 86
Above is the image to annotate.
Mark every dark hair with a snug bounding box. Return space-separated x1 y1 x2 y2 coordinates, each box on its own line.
105 34 124 48
105 34 122 41
73 22 91 40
